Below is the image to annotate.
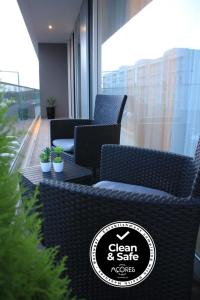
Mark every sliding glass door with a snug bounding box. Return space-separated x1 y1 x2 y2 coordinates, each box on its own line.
97 0 200 158
68 0 90 119
67 34 75 118
94 0 200 276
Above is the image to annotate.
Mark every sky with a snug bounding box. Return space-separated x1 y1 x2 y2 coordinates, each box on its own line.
0 0 39 88
1 0 199 87
102 0 200 72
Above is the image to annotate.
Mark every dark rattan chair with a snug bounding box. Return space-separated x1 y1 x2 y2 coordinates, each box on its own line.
50 94 127 169
39 141 200 300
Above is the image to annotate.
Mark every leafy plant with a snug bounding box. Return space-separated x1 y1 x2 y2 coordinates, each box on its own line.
52 146 64 162
0 92 78 300
40 147 51 163
44 146 51 157
47 97 56 107
40 152 49 163
53 156 62 163
53 146 63 156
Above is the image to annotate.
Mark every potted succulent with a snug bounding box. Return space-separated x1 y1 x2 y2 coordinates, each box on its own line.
46 97 56 119
40 147 51 172
52 146 64 172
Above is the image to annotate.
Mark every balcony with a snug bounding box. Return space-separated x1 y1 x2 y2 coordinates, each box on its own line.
0 82 40 168
0 0 199 299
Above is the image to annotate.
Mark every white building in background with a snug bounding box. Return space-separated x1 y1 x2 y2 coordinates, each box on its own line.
102 48 200 156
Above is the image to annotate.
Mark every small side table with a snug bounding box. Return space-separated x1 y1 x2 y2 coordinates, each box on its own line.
20 160 92 197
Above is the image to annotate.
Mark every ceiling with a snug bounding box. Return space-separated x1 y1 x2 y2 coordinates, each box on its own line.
17 0 83 53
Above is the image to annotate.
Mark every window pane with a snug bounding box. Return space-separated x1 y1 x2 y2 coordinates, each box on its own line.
99 0 200 156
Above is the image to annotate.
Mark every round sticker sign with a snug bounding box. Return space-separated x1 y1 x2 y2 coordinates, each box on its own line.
90 221 156 288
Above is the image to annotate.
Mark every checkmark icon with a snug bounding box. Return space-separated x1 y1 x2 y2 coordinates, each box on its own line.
116 231 130 240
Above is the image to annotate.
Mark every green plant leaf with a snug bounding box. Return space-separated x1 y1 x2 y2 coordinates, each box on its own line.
0 92 78 300
40 147 51 162
52 146 63 155
53 156 62 163
47 97 56 107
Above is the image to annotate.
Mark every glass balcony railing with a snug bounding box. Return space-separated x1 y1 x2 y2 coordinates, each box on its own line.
0 81 40 169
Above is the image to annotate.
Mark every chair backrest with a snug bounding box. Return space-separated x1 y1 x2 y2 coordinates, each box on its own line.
40 180 200 300
191 138 200 198
93 94 127 124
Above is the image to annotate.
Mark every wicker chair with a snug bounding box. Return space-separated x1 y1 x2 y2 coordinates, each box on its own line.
50 94 127 169
40 141 200 300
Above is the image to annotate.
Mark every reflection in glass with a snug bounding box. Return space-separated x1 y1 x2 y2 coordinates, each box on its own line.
0 82 40 145
100 0 200 156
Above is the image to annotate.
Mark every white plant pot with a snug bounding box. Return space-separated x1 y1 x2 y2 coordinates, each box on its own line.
53 161 64 172
40 161 51 172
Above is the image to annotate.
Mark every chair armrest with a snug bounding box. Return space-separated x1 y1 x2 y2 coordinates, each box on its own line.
74 124 121 168
39 180 200 300
100 144 195 197
50 118 91 145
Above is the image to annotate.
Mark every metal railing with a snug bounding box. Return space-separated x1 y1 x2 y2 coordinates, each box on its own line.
0 81 40 170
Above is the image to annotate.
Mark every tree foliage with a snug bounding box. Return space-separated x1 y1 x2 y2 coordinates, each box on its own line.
0 93 76 300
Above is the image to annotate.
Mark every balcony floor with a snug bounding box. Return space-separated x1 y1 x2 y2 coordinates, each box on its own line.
21 118 50 169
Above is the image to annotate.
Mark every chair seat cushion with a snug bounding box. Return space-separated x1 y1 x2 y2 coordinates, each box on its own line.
52 139 74 153
93 180 170 197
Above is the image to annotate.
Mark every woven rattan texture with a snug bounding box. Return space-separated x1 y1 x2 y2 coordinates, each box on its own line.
74 124 120 168
192 139 200 197
50 95 127 169
50 119 91 145
40 179 200 300
100 144 196 197
93 94 127 125
20 157 92 186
